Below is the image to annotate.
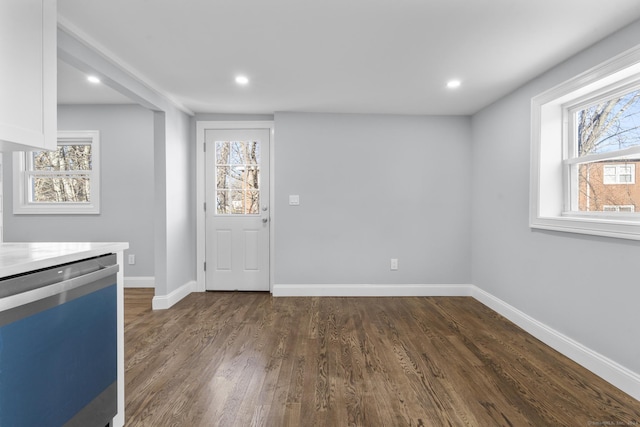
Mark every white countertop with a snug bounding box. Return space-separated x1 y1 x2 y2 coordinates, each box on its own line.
0 242 129 278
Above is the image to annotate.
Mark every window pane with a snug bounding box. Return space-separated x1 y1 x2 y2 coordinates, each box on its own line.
215 189 260 215
215 142 229 165
30 175 91 203
603 165 616 184
576 89 640 156
216 190 248 214
215 166 261 190
216 141 260 164
216 190 230 214
620 173 633 183
31 145 92 171
214 140 261 215
246 190 259 214
245 166 259 190
229 166 246 189
216 166 230 189
216 166 243 190
577 161 639 212
229 190 245 214
230 142 244 165
246 141 260 165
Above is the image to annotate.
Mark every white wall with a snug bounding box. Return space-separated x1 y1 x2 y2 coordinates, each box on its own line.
274 112 472 287
4 104 155 278
158 107 195 298
471 19 640 375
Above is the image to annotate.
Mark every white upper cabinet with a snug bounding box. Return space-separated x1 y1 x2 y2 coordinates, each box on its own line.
0 0 57 152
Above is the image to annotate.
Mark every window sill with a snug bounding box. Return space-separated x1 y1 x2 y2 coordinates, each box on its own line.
530 215 640 240
13 203 100 215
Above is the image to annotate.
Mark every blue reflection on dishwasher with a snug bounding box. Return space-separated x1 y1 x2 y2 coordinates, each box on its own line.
0 284 117 426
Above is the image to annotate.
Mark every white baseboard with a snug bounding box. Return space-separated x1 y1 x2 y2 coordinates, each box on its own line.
470 286 640 401
271 282 640 401
272 283 473 297
152 280 196 310
124 276 155 288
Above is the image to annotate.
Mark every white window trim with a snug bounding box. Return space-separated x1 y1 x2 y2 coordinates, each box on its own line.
530 44 640 240
13 130 101 214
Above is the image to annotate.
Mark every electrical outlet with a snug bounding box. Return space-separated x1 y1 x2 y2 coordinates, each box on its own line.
390 258 398 271
128 254 136 265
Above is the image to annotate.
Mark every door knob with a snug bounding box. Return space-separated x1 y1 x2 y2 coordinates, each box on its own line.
262 218 268 223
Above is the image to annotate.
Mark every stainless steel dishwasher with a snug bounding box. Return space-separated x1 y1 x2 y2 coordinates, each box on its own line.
0 254 119 427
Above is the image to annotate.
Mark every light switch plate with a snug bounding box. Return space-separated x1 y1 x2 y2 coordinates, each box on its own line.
289 195 300 206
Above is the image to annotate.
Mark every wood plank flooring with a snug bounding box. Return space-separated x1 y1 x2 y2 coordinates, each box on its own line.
123 289 640 426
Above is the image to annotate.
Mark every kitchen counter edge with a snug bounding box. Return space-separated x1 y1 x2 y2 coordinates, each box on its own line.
0 242 130 278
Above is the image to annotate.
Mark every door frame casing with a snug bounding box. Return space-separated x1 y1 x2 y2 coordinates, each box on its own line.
196 121 275 293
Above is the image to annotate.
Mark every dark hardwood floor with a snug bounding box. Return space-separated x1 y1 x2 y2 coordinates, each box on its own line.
123 289 640 426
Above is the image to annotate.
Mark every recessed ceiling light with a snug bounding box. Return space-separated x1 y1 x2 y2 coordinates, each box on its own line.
446 79 461 89
235 75 249 86
87 75 101 84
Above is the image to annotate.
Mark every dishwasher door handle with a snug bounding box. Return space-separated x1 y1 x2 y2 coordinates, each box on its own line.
0 264 119 313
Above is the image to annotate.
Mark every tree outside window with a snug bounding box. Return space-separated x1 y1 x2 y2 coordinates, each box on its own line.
574 88 640 213
30 144 92 203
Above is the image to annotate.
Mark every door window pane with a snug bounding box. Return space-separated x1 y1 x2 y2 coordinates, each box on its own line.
215 140 261 214
216 142 229 165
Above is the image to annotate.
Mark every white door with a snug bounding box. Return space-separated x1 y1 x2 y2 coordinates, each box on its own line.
205 129 270 291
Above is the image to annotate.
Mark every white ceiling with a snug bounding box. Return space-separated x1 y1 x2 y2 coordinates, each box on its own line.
57 0 640 115
58 59 134 105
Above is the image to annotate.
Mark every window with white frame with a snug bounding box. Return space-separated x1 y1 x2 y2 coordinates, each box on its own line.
531 45 640 240
13 130 100 214
602 164 635 184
